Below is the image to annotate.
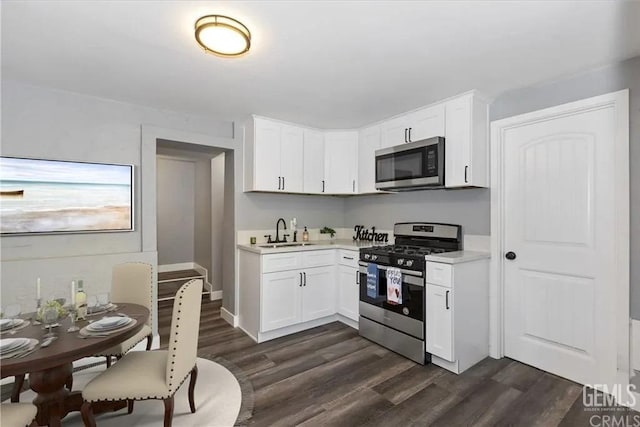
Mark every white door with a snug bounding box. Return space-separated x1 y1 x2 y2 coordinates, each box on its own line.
426 284 453 361
301 266 336 321
501 96 624 387
280 124 304 193
253 118 282 191
261 270 302 332
358 125 381 194
303 129 325 193
406 104 445 142
337 265 359 321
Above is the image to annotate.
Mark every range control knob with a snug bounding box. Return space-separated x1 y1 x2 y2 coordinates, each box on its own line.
406 260 414 267
397 259 405 266
364 254 371 260
372 255 378 261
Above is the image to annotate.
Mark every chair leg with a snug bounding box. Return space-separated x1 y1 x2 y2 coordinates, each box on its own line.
105 356 112 368
146 334 153 350
163 396 174 427
128 399 134 414
81 401 97 427
11 374 25 402
65 374 73 391
188 365 198 413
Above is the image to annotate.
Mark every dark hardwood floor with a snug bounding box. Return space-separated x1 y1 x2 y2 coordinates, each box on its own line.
159 298 640 426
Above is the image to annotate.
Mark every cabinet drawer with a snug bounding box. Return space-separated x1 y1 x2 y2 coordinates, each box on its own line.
302 250 335 268
263 252 303 273
338 250 359 267
426 262 452 288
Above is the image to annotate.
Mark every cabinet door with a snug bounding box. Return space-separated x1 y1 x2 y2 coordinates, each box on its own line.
261 270 303 332
303 129 325 193
324 131 358 194
302 266 336 322
253 118 282 191
380 115 409 148
445 95 473 188
426 284 454 361
337 265 359 321
407 104 445 142
280 124 304 193
358 125 381 194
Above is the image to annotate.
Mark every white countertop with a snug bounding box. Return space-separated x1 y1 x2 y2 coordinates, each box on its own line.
425 250 490 264
237 239 382 254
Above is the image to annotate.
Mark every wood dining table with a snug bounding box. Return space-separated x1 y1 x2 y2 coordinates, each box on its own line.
1 303 150 427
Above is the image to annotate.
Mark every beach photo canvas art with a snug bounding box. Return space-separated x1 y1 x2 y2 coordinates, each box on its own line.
0 157 133 234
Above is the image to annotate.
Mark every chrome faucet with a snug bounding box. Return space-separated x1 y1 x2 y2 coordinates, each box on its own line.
275 218 288 243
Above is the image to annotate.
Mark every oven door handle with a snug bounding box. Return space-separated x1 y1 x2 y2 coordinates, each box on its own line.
358 262 423 278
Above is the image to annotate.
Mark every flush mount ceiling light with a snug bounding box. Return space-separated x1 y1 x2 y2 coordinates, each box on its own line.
194 15 251 57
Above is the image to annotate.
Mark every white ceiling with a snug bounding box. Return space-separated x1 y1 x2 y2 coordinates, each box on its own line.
2 1 639 129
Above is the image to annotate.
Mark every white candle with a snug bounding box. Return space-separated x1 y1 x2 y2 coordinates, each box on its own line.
36 277 41 300
71 280 76 305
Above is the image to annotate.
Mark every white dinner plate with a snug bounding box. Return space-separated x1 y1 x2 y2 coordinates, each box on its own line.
0 318 23 331
86 316 132 332
0 337 30 354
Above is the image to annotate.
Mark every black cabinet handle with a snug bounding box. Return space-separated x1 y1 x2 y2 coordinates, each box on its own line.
404 128 408 143
343 256 354 260
464 166 468 183
352 180 355 192
355 271 359 284
278 176 281 190
303 272 306 286
299 272 303 287
322 180 325 193
505 251 517 260
445 290 450 310
408 127 412 142
282 176 285 190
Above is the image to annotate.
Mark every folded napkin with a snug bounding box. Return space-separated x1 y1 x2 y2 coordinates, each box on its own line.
386 267 402 305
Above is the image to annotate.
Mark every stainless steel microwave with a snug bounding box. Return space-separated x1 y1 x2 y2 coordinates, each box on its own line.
375 136 445 191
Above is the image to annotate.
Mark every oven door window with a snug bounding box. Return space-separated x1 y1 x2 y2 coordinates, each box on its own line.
359 269 424 322
376 147 426 183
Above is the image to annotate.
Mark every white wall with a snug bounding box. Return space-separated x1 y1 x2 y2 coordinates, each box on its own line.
0 81 234 332
156 157 196 266
210 153 225 291
194 157 213 279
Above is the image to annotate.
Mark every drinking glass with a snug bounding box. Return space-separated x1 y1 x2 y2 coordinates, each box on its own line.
42 306 59 339
67 307 79 332
97 292 110 309
87 295 98 314
2 304 21 319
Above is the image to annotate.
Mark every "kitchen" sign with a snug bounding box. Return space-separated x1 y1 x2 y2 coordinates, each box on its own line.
353 225 389 242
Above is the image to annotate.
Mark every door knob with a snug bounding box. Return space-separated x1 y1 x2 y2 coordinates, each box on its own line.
505 251 517 260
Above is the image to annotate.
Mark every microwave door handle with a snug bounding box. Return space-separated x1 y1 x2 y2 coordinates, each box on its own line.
408 127 412 142
404 128 408 143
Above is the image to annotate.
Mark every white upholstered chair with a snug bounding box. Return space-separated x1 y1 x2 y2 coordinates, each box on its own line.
0 402 37 427
81 279 203 427
94 262 154 367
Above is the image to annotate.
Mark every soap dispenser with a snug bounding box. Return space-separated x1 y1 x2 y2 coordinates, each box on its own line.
302 226 309 242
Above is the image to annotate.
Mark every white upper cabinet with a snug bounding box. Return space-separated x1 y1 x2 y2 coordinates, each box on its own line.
358 125 381 194
444 93 489 188
280 124 304 192
406 104 445 142
324 131 358 194
244 116 304 192
380 104 445 148
303 129 325 194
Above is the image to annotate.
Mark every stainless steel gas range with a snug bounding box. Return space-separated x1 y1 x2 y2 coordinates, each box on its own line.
358 222 463 364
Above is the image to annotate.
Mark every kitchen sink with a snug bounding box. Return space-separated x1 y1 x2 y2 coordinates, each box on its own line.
258 243 316 248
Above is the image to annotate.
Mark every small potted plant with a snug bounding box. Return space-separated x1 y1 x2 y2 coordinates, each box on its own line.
320 226 336 241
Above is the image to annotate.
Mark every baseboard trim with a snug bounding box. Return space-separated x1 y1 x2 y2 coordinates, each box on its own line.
221 307 238 327
336 314 358 330
210 290 223 301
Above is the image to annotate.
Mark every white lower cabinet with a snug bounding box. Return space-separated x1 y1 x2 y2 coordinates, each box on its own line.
337 264 359 321
261 270 303 332
425 258 489 374
426 284 453 361
302 266 336 321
